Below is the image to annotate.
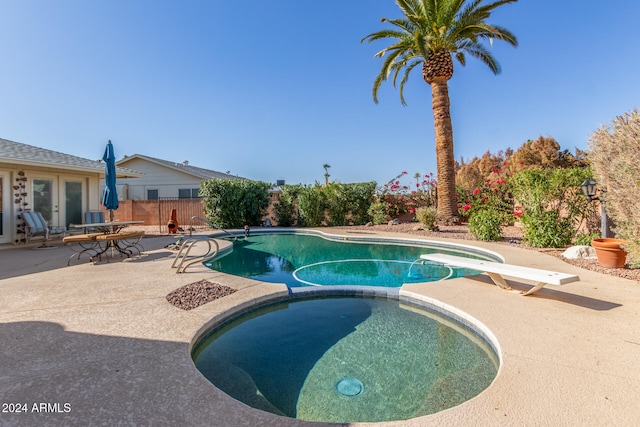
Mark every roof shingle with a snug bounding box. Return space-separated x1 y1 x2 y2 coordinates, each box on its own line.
0 138 141 176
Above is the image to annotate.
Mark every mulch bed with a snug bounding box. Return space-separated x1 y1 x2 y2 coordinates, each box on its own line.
166 279 237 310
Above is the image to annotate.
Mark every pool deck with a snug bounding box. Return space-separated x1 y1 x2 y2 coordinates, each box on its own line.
1 229 639 426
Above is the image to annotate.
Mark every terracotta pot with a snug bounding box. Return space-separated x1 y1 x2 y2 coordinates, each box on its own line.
591 238 628 268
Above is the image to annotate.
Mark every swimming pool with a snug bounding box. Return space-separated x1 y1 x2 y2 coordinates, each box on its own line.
191 288 501 423
204 230 501 287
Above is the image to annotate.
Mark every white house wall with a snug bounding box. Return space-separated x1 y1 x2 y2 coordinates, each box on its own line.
0 162 101 244
114 158 205 200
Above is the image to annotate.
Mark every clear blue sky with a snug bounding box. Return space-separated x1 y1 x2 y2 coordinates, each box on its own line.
2 1 639 186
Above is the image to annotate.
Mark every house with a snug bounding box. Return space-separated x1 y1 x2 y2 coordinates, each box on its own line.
0 138 141 245
113 154 246 200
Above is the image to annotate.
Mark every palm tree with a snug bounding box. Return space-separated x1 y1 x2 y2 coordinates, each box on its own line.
323 163 331 186
362 0 518 224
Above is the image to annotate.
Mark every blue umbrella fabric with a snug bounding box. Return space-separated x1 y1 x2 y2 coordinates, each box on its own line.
101 140 118 221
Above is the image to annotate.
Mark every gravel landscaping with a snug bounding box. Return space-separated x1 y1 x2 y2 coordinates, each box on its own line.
166 279 237 310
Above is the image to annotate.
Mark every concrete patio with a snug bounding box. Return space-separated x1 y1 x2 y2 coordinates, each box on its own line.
0 230 638 426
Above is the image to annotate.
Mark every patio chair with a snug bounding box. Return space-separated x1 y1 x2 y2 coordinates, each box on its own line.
20 210 67 246
84 211 106 232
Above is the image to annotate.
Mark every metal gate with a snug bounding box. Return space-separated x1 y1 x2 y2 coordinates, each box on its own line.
157 198 206 234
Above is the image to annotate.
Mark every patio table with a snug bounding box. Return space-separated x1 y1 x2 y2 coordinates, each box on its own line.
68 221 145 261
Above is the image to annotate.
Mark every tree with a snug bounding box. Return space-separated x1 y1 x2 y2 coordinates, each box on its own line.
323 163 331 186
589 109 640 267
456 150 507 192
362 0 518 224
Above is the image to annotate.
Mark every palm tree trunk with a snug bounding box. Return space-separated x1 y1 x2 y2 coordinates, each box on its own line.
431 81 460 224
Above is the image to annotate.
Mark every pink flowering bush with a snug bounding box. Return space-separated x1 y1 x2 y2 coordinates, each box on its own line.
457 162 514 224
369 171 437 224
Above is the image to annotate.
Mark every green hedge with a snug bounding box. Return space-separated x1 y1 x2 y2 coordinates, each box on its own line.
274 182 376 227
199 179 271 228
509 167 594 247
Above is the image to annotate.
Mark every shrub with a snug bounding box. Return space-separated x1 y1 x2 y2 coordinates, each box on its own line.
468 209 503 241
589 109 640 267
273 185 299 227
521 210 574 248
273 182 376 227
457 162 513 224
368 200 388 225
199 179 271 228
415 206 437 229
509 167 595 247
373 171 436 221
322 182 376 226
340 182 377 225
324 184 351 226
296 183 327 227
574 231 601 246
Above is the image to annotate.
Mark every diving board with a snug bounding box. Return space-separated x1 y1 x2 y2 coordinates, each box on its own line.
420 253 580 296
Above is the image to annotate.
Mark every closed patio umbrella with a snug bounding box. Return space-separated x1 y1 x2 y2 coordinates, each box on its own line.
101 140 118 221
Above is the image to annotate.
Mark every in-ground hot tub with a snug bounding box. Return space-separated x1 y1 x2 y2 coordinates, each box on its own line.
191 288 501 423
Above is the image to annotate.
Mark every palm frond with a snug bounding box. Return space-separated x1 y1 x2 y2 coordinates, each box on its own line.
459 0 485 20
372 46 412 103
398 59 423 106
441 0 467 26
460 41 500 74
361 28 411 44
391 50 421 87
384 18 417 34
477 0 518 14
395 0 420 18
422 0 437 24
488 25 518 46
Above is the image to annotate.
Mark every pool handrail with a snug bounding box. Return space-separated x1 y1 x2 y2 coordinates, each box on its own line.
172 237 220 273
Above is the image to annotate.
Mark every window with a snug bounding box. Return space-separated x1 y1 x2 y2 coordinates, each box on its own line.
147 189 159 200
178 188 199 199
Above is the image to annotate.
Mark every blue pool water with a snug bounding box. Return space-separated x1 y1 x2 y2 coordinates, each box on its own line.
204 233 486 287
192 295 499 423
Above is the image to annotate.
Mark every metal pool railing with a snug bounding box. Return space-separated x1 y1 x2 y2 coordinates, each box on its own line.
171 236 221 273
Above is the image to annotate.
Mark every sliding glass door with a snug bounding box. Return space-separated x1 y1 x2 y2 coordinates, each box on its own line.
65 181 83 228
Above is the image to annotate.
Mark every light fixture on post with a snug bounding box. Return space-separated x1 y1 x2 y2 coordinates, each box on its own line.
580 179 609 238
580 179 597 201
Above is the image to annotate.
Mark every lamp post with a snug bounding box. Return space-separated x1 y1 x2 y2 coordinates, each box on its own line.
580 179 610 238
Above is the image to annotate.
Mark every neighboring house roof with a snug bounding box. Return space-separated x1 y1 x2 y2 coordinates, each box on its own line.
116 154 247 180
0 138 142 177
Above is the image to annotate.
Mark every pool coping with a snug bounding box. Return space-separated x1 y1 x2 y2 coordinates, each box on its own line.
209 227 506 264
190 285 502 368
